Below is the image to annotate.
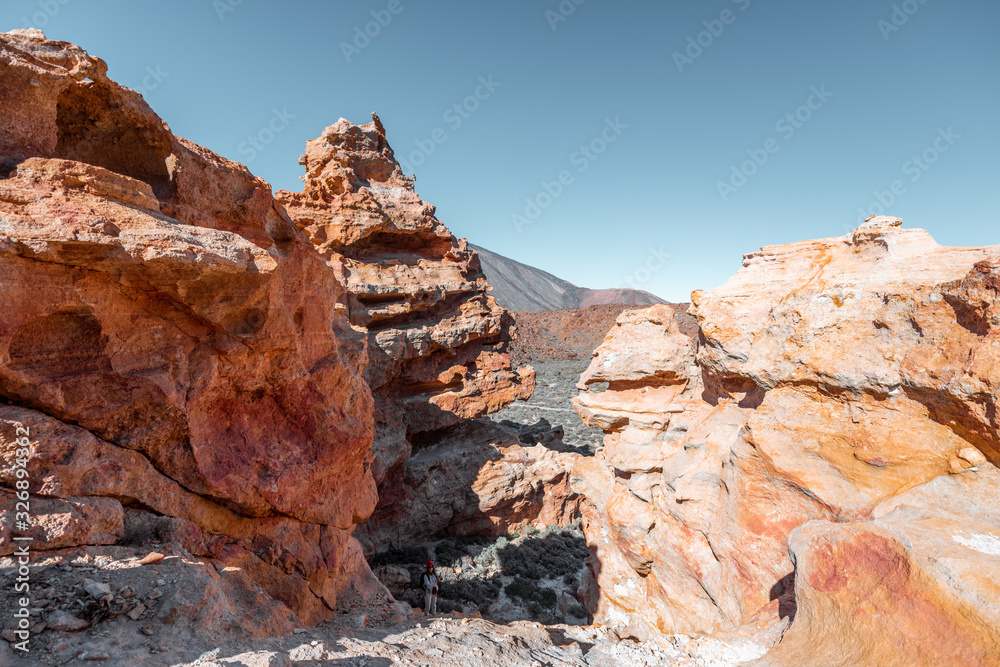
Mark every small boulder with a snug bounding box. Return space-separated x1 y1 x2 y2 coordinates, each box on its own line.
82 578 112 601
127 604 146 621
46 610 88 632
138 552 165 566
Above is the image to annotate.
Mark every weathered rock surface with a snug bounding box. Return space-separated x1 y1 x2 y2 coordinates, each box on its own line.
354 419 580 550
373 565 411 595
0 29 383 625
275 117 535 551
572 217 1000 661
751 467 1000 667
0 609 773 666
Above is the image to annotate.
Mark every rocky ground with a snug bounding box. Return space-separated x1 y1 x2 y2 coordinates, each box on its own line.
370 527 590 626
491 360 602 455
1 539 777 666
174 617 776 667
0 544 297 665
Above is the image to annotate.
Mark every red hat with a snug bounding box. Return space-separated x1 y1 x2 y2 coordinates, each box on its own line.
426 560 434 567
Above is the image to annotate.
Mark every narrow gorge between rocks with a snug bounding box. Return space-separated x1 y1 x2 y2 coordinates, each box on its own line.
0 28 998 667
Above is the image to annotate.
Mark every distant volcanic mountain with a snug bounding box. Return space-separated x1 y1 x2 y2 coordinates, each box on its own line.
470 244 667 312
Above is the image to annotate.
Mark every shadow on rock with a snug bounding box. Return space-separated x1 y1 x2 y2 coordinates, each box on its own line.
768 572 797 622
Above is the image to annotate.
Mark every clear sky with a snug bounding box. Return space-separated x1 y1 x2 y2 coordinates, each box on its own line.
4 0 998 301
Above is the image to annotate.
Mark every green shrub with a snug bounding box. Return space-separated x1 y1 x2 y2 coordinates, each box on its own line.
433 539 467 567
438 577 502 608
504 576 557 608
497 530 589 579
529 603 560 624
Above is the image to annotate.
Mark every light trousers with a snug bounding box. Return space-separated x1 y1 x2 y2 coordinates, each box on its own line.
424 589 438 614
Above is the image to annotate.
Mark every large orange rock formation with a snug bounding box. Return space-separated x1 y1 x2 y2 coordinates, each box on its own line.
0 28 542 633
275 116 536 551
0 29 381 626
573 217 1000 663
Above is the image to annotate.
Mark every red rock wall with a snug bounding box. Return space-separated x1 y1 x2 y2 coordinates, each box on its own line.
0 29 381 625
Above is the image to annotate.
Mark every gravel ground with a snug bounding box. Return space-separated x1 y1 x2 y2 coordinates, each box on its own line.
490 360 603 456
174 617 776 667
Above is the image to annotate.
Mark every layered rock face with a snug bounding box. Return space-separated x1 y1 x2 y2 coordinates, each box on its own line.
275 118 536 551
0 30 383 627
573 217 1000 662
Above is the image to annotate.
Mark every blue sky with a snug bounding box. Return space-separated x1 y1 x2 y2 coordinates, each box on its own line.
4 0 998 301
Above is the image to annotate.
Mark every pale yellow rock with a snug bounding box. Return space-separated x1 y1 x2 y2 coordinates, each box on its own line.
572 220 1000 657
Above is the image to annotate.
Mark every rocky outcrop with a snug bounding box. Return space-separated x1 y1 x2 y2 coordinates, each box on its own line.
352 419 579 550
751 467 1000 667
275 117 535 551
0 29 383 626
572 217 1000 660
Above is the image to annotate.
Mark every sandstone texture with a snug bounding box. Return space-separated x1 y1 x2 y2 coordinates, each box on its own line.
275 116 537 552
751 467 1000 666
572 217 1000 663
7 25 998 667
0 29 384 627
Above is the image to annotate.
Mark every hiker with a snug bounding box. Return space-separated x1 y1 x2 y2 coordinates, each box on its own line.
423 560 439 615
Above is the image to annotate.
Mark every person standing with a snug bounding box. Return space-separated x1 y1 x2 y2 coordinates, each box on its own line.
423 560 439 615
